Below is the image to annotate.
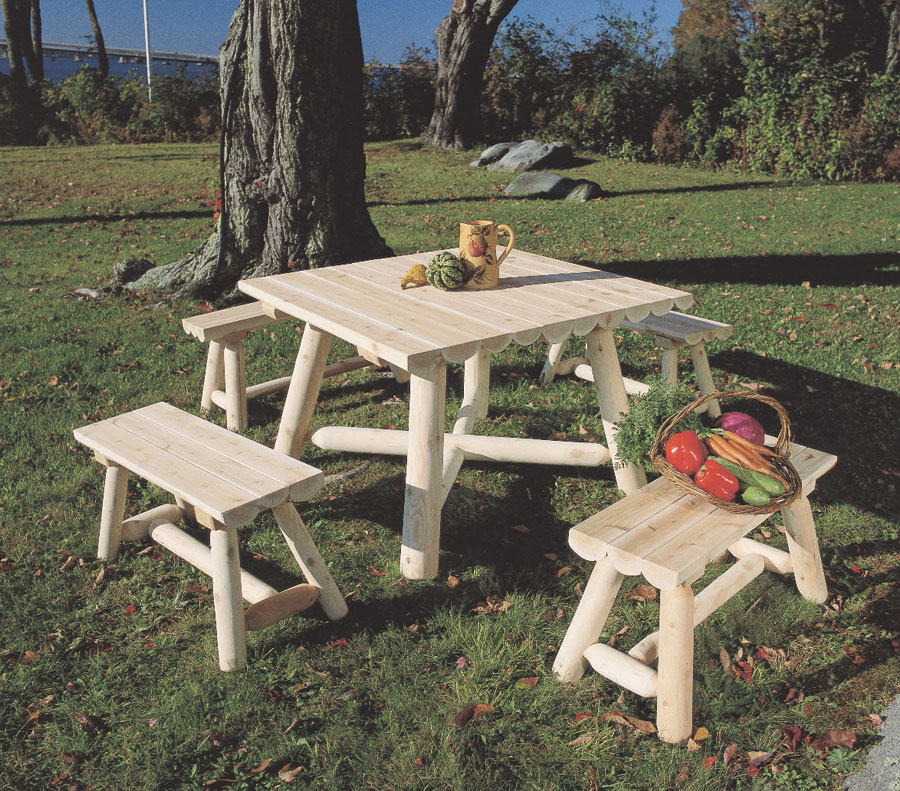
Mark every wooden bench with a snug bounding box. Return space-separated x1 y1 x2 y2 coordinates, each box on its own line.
542 312 733 417
183 302 410 430
73 401 348 671
552 441 836 742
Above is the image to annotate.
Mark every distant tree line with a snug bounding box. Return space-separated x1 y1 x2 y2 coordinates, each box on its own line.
365 0 900 181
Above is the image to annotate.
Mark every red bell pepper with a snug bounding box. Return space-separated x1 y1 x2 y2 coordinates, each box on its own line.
694 459 740 501
664 429 708 476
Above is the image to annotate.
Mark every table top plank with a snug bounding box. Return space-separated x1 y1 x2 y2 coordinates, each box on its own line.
238 250 695 373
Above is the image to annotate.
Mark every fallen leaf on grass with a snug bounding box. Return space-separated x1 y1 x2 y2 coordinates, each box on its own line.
249 759 271 774
568 734 593 747
515 676 539 690
869 714 883 728
747 751 775 767
574 711 594 723
453 705 476 727
556 566 573 578
692 726 710 741
446 575 460 588
625 584 657 602
368 566 387 577
723 743 738 764
687 738 702 752
675 765 690 783
811 729 856 752
277 763 303 782
473 704 495 720
703 756 716 769
470 597 511 614
600 710 656 734
19 650 39 664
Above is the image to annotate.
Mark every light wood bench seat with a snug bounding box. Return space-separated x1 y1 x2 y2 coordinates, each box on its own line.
74 401 348 671
183 302 409 430
553 441 836 742
542 312 733 417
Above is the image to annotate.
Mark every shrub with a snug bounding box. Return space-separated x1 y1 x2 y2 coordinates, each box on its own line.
652 104 685 164
364 46 435 141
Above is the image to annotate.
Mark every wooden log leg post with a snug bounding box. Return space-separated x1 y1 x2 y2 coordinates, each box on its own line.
209 523 247 671
201 340 225 412
442 349 489 503
659 339 679 385
782 496 828 604
400 361 446 580
275 324 333 458
97 463 129 561
553 558 625 682
541 340 567 383
689 342 721 419
272 502 348 621
656 584 695 743
585 327 647 494
223 332 248 431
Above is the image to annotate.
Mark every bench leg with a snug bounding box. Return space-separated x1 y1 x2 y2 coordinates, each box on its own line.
98 463 128 561
209 524 247 671
656 584 694 743
272 502 348 621
201 340 226 412
689 342 721 419
541 341 567 383
223 335 248 431
660 343 679 385
782 496 828 603
553 558 625 682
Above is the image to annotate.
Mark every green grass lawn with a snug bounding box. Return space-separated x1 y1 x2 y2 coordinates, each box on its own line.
1 141 898 790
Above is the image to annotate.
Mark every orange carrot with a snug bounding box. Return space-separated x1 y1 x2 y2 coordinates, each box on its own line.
721 430 779 458
708 434 774 477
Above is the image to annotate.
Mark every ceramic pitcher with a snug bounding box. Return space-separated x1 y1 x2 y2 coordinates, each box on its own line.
458 220 516 290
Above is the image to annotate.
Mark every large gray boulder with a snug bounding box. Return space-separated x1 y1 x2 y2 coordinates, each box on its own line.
469 142 517 168
504 172 605 201
482 140 574 172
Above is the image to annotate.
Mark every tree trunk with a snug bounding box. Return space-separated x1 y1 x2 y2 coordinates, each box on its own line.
30 0 43 82
888 1 900 76
0 0 29 90
422 0 518 150
126 0 391 298
84 0 108 78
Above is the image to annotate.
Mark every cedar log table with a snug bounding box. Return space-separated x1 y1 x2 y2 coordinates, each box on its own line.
238 249 694 579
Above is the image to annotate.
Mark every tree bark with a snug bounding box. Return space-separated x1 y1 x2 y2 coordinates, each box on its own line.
30 0 43 82
422 0 518 150
127 0 391 298
84 0 108 78
888 1 900 76
0 0 29 90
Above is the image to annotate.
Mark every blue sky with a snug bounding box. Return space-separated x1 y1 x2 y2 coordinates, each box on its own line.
2 1 682 63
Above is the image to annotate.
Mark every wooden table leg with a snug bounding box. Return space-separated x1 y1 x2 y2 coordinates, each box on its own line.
553 558 625 682
656 584 694 743
400 360 446 579
441 348 489 503
274 324 333 458
585 327 647 494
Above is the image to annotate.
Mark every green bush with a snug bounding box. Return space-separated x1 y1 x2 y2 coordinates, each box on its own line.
363 46 435 141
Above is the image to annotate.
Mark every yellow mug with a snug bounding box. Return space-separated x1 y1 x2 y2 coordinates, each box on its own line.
458 220 515 289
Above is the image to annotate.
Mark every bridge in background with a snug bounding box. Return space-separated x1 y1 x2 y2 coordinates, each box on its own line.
0 39 217 66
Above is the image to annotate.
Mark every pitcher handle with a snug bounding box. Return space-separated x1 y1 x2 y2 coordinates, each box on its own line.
495 224 516 266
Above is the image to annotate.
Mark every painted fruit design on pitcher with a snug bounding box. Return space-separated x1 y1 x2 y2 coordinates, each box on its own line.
462 230 491 285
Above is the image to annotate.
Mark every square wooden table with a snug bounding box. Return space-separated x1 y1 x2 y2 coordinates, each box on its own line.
238 249 694 579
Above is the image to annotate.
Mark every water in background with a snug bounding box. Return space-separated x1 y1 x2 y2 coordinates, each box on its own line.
0 54 217 83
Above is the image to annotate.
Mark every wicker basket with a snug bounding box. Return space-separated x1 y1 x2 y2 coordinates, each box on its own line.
648 390 802 515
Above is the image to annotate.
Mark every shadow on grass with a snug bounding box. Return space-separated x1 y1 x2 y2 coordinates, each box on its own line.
709 349 900 517
1 208 212 227
597 251 899 287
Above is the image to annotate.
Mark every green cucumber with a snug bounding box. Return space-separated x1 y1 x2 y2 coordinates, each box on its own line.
711 455 785 497
710 456 756 489
741 486 771 506
748 469 785 495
